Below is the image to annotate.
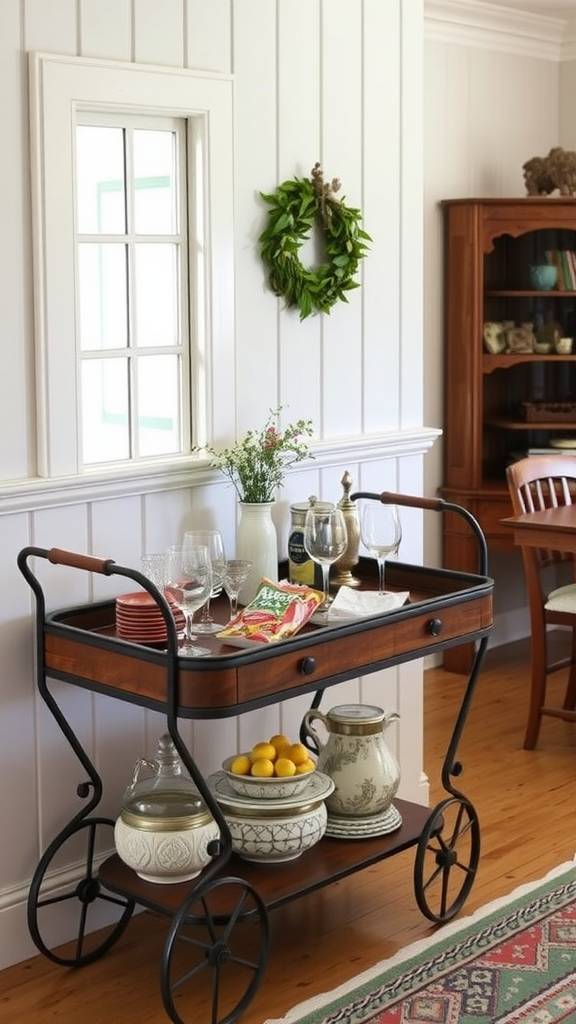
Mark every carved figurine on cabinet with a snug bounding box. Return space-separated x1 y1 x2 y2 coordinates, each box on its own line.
523 146 576 197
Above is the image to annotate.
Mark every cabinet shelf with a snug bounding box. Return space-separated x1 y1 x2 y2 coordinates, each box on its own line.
486 289 576 298
486 418 576 430
484 353 576 372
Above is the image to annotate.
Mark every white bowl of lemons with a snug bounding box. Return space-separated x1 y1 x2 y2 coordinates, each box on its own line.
222 735 316 799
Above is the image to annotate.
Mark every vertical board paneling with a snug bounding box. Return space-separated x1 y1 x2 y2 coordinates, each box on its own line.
399 0 424 429
79 0 132 61
232 0 279 430
1 0 33 480
185 0 231 73
23 0 77 53
1 514 39 882
277 0 323 425
133 0 184 67
362 0 402 434
320 0 363 437
90 495 143 602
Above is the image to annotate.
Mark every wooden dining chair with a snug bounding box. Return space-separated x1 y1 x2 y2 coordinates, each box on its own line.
506 455 576 749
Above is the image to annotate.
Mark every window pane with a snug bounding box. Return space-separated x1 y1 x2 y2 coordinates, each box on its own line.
82 359 129 464
76 126 126 234
78 243 128 351
133 129 178 235
134 244 178 347
137 355 180 456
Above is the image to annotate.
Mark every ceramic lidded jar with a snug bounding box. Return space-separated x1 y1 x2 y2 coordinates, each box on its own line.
301 704 400 817
114 733 219 884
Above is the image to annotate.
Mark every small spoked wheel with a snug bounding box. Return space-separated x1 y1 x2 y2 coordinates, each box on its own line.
162 876 269 1024
414 796 480 923
28 817 135 966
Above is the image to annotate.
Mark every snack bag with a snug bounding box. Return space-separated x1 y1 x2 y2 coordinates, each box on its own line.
218 578 323 644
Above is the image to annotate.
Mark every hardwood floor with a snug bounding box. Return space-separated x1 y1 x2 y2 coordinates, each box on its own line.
3 636 576 1024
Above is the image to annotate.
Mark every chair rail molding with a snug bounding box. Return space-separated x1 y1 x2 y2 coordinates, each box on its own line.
0 428 442 515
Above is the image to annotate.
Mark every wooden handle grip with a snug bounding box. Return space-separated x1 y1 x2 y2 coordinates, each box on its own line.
47 548 116 574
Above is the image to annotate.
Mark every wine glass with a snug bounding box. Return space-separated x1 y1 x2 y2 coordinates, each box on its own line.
303 505 347 611
222 560 253 620
183 530 226 634
164 544 212 656
360 502 402 595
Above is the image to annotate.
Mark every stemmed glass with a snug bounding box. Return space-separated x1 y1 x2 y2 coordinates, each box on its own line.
360 502 402 595
222 560 253 620
164 544 212 656
303 505 347 611
183 530 226 634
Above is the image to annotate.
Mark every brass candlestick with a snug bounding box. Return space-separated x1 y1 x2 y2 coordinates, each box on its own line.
331 470 361 588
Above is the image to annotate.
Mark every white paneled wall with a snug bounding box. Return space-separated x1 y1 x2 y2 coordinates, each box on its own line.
0 0 429 969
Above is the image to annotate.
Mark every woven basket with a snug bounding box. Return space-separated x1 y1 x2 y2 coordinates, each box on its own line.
521 401 576 423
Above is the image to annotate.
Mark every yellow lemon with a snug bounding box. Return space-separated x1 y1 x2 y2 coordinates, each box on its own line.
295 758 316 775
250 758 275 778
269 733 291 755
250 741 277 763
274 757 297 778
229 754 252 776
286 742 309 766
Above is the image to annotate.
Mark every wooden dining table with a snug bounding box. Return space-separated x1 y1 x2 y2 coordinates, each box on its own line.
501 504 576 554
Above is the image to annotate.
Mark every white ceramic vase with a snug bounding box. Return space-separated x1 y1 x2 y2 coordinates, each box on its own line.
236 501 278 604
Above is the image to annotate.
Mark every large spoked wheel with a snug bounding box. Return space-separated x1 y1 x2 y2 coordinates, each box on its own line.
28 817 135 966
414 797 480 923
162 876 269 1024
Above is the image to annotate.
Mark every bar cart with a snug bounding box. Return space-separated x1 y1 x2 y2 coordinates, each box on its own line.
17 492 493 1024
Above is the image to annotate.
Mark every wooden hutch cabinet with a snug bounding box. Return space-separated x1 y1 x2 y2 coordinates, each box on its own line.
440 198 576 672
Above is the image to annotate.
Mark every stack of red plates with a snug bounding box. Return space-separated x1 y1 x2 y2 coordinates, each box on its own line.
116 592 184 644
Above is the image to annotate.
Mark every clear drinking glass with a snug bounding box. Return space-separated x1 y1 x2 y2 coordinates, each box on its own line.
222 560 253 620
183 530 226 634
360 502 402 595
164 544 212 656
303 506 347 611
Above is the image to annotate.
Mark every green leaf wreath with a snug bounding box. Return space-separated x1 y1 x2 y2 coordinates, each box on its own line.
258 162 371 321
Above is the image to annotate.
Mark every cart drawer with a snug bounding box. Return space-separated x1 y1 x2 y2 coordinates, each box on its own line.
237 631 375 702
375 593 492 660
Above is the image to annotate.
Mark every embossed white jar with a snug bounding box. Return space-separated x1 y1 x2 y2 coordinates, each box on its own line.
114 733 219 883
302 704 400 817
114 795 220 884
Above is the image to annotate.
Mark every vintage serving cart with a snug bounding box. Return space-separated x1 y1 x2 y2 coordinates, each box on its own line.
17 492 493 1024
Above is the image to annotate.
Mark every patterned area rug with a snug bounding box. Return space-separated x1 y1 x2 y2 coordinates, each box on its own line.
265 859 576 1024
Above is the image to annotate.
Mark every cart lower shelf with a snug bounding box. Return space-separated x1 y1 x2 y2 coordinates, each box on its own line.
100 798 429 917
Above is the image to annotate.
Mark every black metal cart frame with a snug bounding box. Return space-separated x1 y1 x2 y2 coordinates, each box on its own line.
17 492 492 1024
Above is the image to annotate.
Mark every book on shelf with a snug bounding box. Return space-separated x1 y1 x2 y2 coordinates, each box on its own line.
557 249 569 290
544 248 576 290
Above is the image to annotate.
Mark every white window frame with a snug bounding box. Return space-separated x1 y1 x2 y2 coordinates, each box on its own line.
28 52 234 481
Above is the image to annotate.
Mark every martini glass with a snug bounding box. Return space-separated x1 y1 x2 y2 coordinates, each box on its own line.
303 505 347 611
222 560 253 620
164 544 212 656
183 530 226 634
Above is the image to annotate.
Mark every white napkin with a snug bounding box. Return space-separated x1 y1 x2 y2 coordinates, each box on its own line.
325 586 410 622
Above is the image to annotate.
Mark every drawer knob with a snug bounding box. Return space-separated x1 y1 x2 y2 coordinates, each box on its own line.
428 618 443 637
300 657 317 676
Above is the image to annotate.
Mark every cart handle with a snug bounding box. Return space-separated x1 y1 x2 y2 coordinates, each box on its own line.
350 490 488 578
47 547 117 574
